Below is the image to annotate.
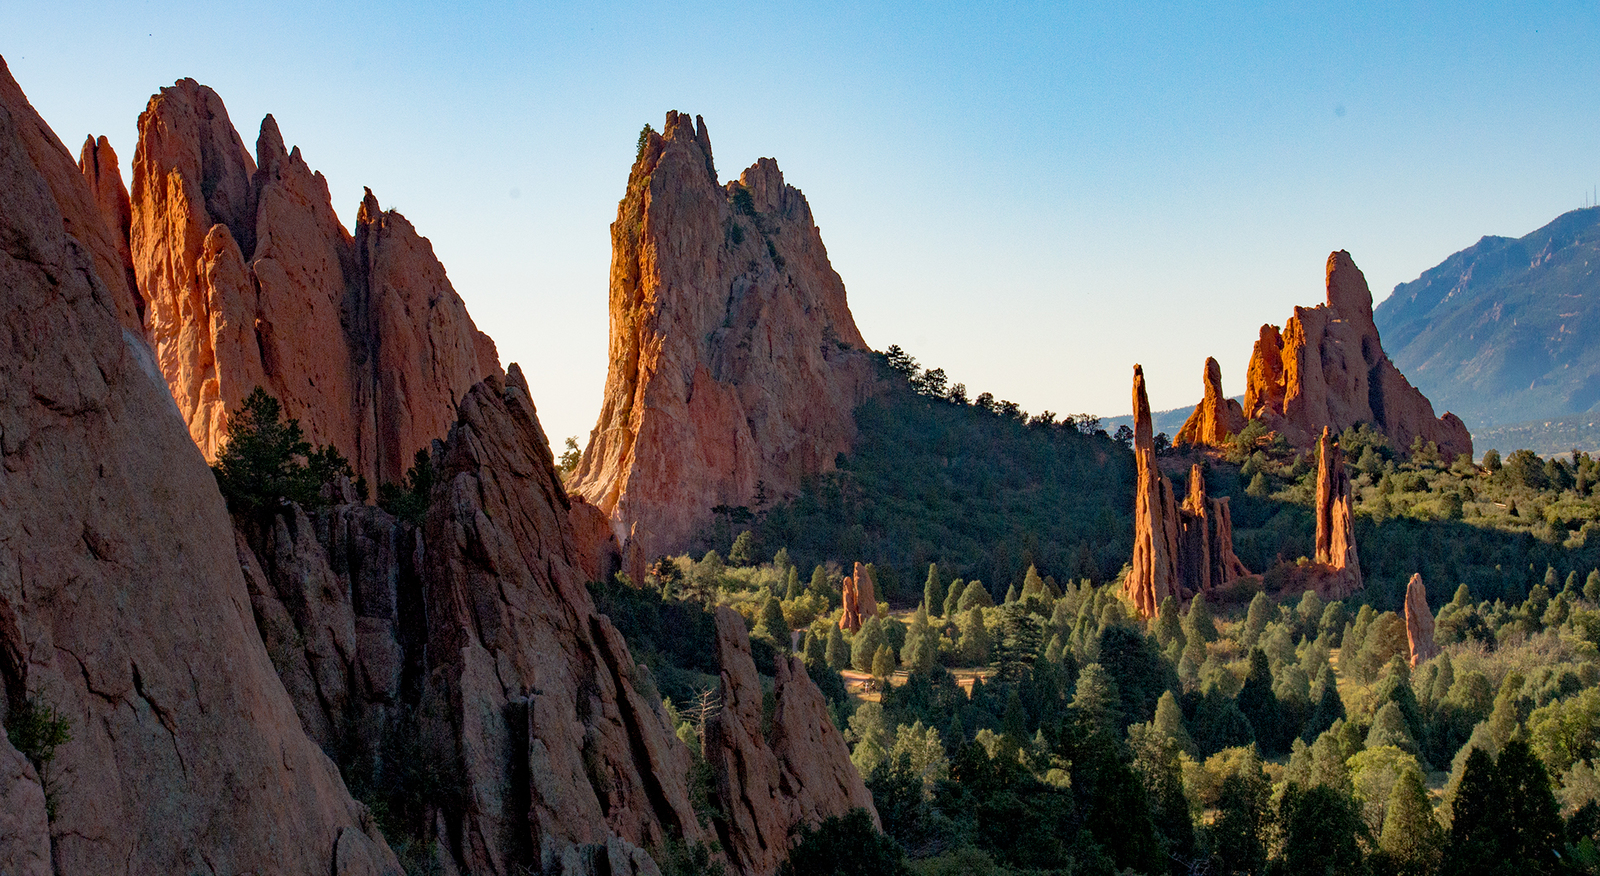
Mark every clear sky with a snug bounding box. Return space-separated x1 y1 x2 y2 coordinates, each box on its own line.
6 2 1599 446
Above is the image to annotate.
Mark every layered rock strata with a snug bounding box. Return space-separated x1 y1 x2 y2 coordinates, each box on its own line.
0 61 395 874
1243 251 1471 459
571 112 879 572
1313 427 1363 599
129 79 499 484
707 608 877 875
838 562 878 632
1174 357 1246 447
1404 573 1437 666
1127 366 1251 618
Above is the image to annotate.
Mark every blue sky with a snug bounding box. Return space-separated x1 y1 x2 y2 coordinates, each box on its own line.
6 2 1599 444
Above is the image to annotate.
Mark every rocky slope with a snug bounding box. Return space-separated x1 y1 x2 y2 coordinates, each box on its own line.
128 79 500 485
1375 206 1600 431
0 57 395 876
570 112 879 574
1241 251 1471 459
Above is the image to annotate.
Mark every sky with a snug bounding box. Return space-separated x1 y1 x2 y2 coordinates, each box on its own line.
6 2 1599 446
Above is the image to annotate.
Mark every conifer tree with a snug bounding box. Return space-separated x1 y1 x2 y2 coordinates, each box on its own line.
1153 690 1194 755
825 625 849 671
923 563 944 616
1586 570 1600 601
902 605 937 674
959 607 992 666
871 644 897 682
1071 663 1120 733
1242 592 1272 649
1021 565 1045 599
1154 596 1184 651
784 566 802 601
758 596 790 650
958 580 994 611
809 564 830 597
1182 597 1218 644
1378 762 1443 874
853 616 886 673
1004 583 1019 604
942 578 964 618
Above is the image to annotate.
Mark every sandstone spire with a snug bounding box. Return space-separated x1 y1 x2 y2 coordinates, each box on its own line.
570 112 879 574
1404 573 1437 666
76 134 140 322
1314 426 1363 598
1242 251 1471 459
129 79 499 485
1127 364 1182 618
1175 356 1246 447
1178 463 1250 594
838 562 878 632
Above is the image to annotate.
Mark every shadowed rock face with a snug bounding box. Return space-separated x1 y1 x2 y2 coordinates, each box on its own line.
571 111 879 574
0 57 394 876
1175 357 1245 448
128 79 499 485
1313 427 1363 599
1244 251 1471 459
1126 367 1251 618
1404 573 1437 667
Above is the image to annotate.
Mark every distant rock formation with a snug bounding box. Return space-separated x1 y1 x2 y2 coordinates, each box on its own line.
1175 357 1246 447
838 562 878 632
571 112 879 574
1243 251 1471 459
0 60 395 874
1404 573 1437 666
1313 427 1363 599
128 79 499 485
1127 366 1251 618
707 608 877 875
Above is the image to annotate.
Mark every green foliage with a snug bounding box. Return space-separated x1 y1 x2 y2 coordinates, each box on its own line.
778 808 910 876
636 123 655 158
557 436 582 478
212 387 352 515
4 694 71 819
729 531 755 566
377 448 435 526
853 616 886 673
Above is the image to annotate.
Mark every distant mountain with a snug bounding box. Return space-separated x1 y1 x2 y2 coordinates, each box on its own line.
1472 412 1600 459
1374 206 1600 431
1104 403 1207 438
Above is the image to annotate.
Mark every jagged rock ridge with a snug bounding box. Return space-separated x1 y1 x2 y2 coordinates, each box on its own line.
571 111 879 574
1242 251 1471 459
127 79 500 486
1126 366 1250 618
0 56 395 875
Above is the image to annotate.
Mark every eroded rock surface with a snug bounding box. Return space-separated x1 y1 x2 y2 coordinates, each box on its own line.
1177 463 1250 597
0 60 395 875
707 608 877 876
1404 573 1437 666
838 562 878 633
129 79 499 484
1313 427 1363 599
571 112 879 569
1243 251 1471 459
1175 357 1246 448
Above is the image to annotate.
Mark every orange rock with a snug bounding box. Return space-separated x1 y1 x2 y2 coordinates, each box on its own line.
1313 427 1363 599
1243 251 1471 459
571 111 879 567
1177 463 1250 594
1175 357 1246 447
130 79 499 485
839 562 878 632
0 68 396 872
76 135 141 323
707 608 877 875
1404 573 1437 666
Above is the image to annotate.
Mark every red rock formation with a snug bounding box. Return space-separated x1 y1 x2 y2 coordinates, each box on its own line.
0 66 395 873
568 495 623 583
707 608 877 875
1243 251 1471 459
0 58 142 334
838 562 878 632
76 135 140 322
129 79 499 485
419 366 707 873
1313 427 1363 599
1128 367 1252 618
1175 357 1246 447
1404 573 1437 666
571 111 879 566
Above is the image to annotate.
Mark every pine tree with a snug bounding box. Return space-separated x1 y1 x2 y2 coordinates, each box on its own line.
809 564 830 597
959 607 991 666
784 566 802 601
1378 763 1443 874
923 563 944 616
958 580 994 611
902 605 937 674
1182 597 1218 644
1237 648 1282 754
852 616 885 673
1586 570 1600 601
1022 565 1045 599
1004 583 1019 604
1071 663 1121 733
825 626 849 671
1242 592 1272 649
1154 595 1184 651
871 644 896 682
729 530 755 566
942 578 964 618
758 596 790 650
1153 690 1194 755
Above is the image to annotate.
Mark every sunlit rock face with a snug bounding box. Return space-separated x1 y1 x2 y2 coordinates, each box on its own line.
1243 251 1471 460
129 78 499 485
1313 426 1363 600
1175 356 1246 448
1405 573 1438 666
571 112 880 574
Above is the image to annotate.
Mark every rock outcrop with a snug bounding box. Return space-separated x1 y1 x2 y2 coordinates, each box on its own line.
0 61 396 874
1127 366 1251 618
129 79 499 484
707 608 877 875
1175 357 1246 447
571 112 879 571
838 562 878 632
1313 427 1363 599
76 135 140 322
1404 573 1437 666
1243 251 1471 459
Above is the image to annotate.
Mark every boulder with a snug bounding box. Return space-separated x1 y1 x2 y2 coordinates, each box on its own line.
1242 251 1471 459
570 111 879 567
1404 573 1437 666
129 79 499 484
0 62 396 874
1174 357 1246 447
1313 427 1363 599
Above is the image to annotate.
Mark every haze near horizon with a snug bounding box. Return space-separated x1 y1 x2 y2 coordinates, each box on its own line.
6 1 1598 445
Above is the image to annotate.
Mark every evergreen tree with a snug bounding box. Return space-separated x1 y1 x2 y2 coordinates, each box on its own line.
1207 756 1271 875
1072 663 1121 733
1366 702 1420 759
1446 747 1507 875
1303 666 1346 742
804 627 827 665
1378 763 1443 875
1270 783 1370 876
958 607 991 666
1153 690 1195 755
1183 597 1218 644
1004 583 1019 604
1498 739 1565 873
758 596 789 650
784 565 802 601
809 564 830 597
1154 596 1185 651
872 644 897 682
902 605 937 674
1296 590 1325 640
1021 564 1046 600
923 563 945 616
212 387 327 515
1586 570 1600 601
1242 592 1273 649
958 580 994 611
1237 648 1283 754
1311 731 1353 793
853 616 886 673
825 625 849 671
942 578 965 618
729 530 755 566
